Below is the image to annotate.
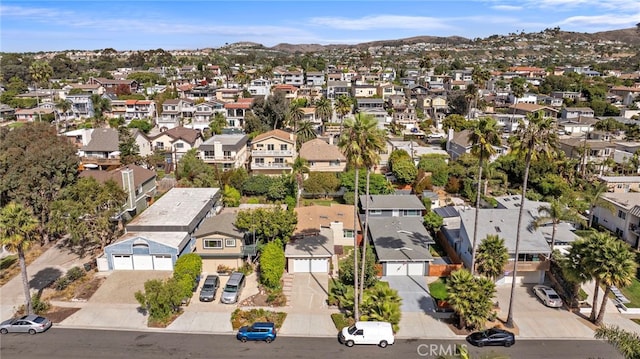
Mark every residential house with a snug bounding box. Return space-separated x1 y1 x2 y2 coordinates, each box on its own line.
131 128 153 158
247 78 272 97
88 78 138 94
326 81 350 100
446 129 507 162
199 133 249 171
224 98 253 129
272 84 299 100
108 99 127 119
359 194 426 218
67 83 104 95
352 84 377 98
558 136 616 169
508 103 559 119
80 164 157 220
192 100 225 130
355 98 385 112
592 192 640 249
79 128 121 170
125 100 155 121
215 88 242 103
377 84 405 100
561 107 595 120
0 104 15 121
285 227 334 273
557 117 597 135
250 129 297 175
65 93 95 119
159 99 195 130
294 203 360 247
598 176 640 193
150 126 204 170
14 108 54 122
192 211 256 273
186 85 218 102
306 71 325 87
283 71 304 86
299 138 346 172
99 188 221 271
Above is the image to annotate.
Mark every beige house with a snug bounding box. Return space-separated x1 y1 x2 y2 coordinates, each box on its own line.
299 138 346 172
598 176 640 193
192 212 255 273
294 203 361 246
250 129 297 175
149 126 203 171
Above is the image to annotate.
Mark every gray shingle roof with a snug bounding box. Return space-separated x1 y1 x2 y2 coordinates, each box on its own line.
193 212 244 238
81 128 119 152
359 194 426 211
368 217 434 262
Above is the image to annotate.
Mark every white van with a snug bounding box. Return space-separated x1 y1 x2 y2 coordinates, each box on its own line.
338 321 395 348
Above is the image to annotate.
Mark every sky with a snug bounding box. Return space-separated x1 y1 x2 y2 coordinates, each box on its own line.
1 0 639 53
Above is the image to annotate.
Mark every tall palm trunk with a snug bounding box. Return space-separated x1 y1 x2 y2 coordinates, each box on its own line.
550 223 558 253
18 248 33 314
506 150 532 327
595 286 611 325
353 168 360 320
470 155 484 275
359 169 371 300
591 278 601 322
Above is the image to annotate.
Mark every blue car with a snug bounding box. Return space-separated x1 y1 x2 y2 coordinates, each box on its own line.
236 322 276 343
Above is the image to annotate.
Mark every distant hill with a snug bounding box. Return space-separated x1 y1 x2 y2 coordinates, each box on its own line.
265 28 639 53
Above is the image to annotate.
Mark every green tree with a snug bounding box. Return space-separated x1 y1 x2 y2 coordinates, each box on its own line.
340 171 393 195
118 127 140 165
334 95 353 125
128 119 153 134
176 149 216 187
581 182 615 228
314 97 333 123
0 203 39 314
209 112 227 135
360 282 402 332
286 102 305 133
532 198 585 252
0 123 79 242
387 149 412 172
259 239 286 289
506 110 558 327
423 211 443 234
134 278 184 323
468 117 501 274
222 185 241 207
390 159 417 184
339 246 378 289
475 235 508 281
48 177 126 254
235 207 297 243
447 269 496 330
594 325 640 359
296 121 317 147
417 154 450 186
303 172 341 197
442 114 472 132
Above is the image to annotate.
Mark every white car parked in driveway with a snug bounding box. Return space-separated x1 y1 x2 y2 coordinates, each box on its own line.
533 285 563 308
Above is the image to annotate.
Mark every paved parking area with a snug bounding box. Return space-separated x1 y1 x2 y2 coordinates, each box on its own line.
495 283 595 338
382 276 435 313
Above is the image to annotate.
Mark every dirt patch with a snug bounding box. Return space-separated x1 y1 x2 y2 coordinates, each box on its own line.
240 286 286 307
45 307 81 323
42 273 106 302
0 244 48 286
443 317 519 336
73 276 106 301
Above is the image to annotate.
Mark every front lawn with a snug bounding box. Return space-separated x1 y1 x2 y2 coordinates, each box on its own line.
428 278 448 301
620 277 640 308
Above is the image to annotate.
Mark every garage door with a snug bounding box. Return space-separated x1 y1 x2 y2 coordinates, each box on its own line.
153 255 173 270
293 259 328 273
386 262 407 276
112 255 133 270
133 255 153 270
407 263 424 276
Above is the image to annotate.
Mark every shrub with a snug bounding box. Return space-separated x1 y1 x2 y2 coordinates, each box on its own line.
230 308 287 330
331 312 355 331
174 254 202 282
31 294 50 315
54 277 71 291
259 239 285 289
66 266 86 282
135 278 184 324
266 287 287 306
239 262 254 276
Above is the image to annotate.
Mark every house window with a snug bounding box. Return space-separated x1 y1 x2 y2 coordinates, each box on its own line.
403 210 420 217
267 144 275 151
344 230 354 238
274 158 284 164
280 144 288 150
175 143 184 149
370 210 382 215
155 142 165 150
203 239 223 249
618 210 626 220
225 238 236 247
255 158 264 165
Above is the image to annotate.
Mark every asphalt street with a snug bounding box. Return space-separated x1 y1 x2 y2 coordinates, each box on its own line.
0 328 623 359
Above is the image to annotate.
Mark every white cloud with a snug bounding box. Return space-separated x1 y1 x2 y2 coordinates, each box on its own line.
309 15 452 31
559 12 640 27
491 5 522 11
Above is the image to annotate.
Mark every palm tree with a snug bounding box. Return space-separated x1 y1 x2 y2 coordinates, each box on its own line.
582 182 615 228
532 198 586 253
592 236 637 325
0 203 39 314
338 113 380 320
55 99 72 132
291 156 310 208
468 117 501 274
29 61 53 122
358 123 386 301
475 235 508 281
506 110 558 327
594 325 640 359
296 121 317 147
286 103 305 133
314 97 333 123
510 78 525 117
334 95 353 129
562 239 592 308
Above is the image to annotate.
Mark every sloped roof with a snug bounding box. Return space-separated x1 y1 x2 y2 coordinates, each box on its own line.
81 128 119 152
285 227 334 258
79 164 156 189
299 139 346 162
252 129 295 143
295 203 359 235
154 126 201 144
368 217 434 262
193 212 245 238
359 194 426 211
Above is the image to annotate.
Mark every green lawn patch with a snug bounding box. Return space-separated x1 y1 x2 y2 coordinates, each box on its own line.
301 199 342 206
620 277 640 308
429 278 448 301
331 312 355 331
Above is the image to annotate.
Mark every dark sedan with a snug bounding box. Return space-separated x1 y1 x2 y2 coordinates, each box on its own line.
466 328 515 347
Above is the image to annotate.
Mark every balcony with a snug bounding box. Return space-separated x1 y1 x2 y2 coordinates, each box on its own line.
251 150 293 157
252 162 292 169
81 156 121 167
504 259 550 272
202 155 237 163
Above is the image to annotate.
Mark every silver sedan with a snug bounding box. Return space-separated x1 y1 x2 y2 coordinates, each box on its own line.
0 315 52 335
533 285 563 308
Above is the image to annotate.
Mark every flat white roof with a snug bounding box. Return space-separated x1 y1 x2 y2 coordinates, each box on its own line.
119 231 190 249
127 187 219 228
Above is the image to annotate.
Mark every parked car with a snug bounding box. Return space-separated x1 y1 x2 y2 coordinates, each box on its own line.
533 285 563 308
466 328 515 347
221 272 245 304
236 322 276 343
0 315 52 335
338 321 395 348
199 275 220 302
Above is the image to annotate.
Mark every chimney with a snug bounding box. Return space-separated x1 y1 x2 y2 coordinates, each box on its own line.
330 221 344 243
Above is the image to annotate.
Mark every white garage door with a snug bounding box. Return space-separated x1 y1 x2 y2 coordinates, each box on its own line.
386 262 407 276
153 255 173 270
112 255 133 270
407 263 424 276
292 259 328 273
133 255 153 270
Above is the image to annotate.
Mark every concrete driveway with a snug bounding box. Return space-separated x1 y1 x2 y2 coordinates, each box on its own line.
495 283 595 339
382 276 435 313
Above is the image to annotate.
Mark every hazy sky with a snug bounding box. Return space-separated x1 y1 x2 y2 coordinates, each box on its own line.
1 0 639 52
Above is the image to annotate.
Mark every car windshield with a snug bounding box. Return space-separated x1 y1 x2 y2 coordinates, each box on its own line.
548 293 560 299
33 317 46 324
224 284 238 293
203 284 215 290
347 325 358 335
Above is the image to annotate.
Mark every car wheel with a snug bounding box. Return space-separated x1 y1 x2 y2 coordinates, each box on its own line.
379 340 388 348
28 329 37 335
240 336 247 343
345 340 354 347
477 341 484 347
504 341 513 347
265 337 272 344
0 328 7 334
